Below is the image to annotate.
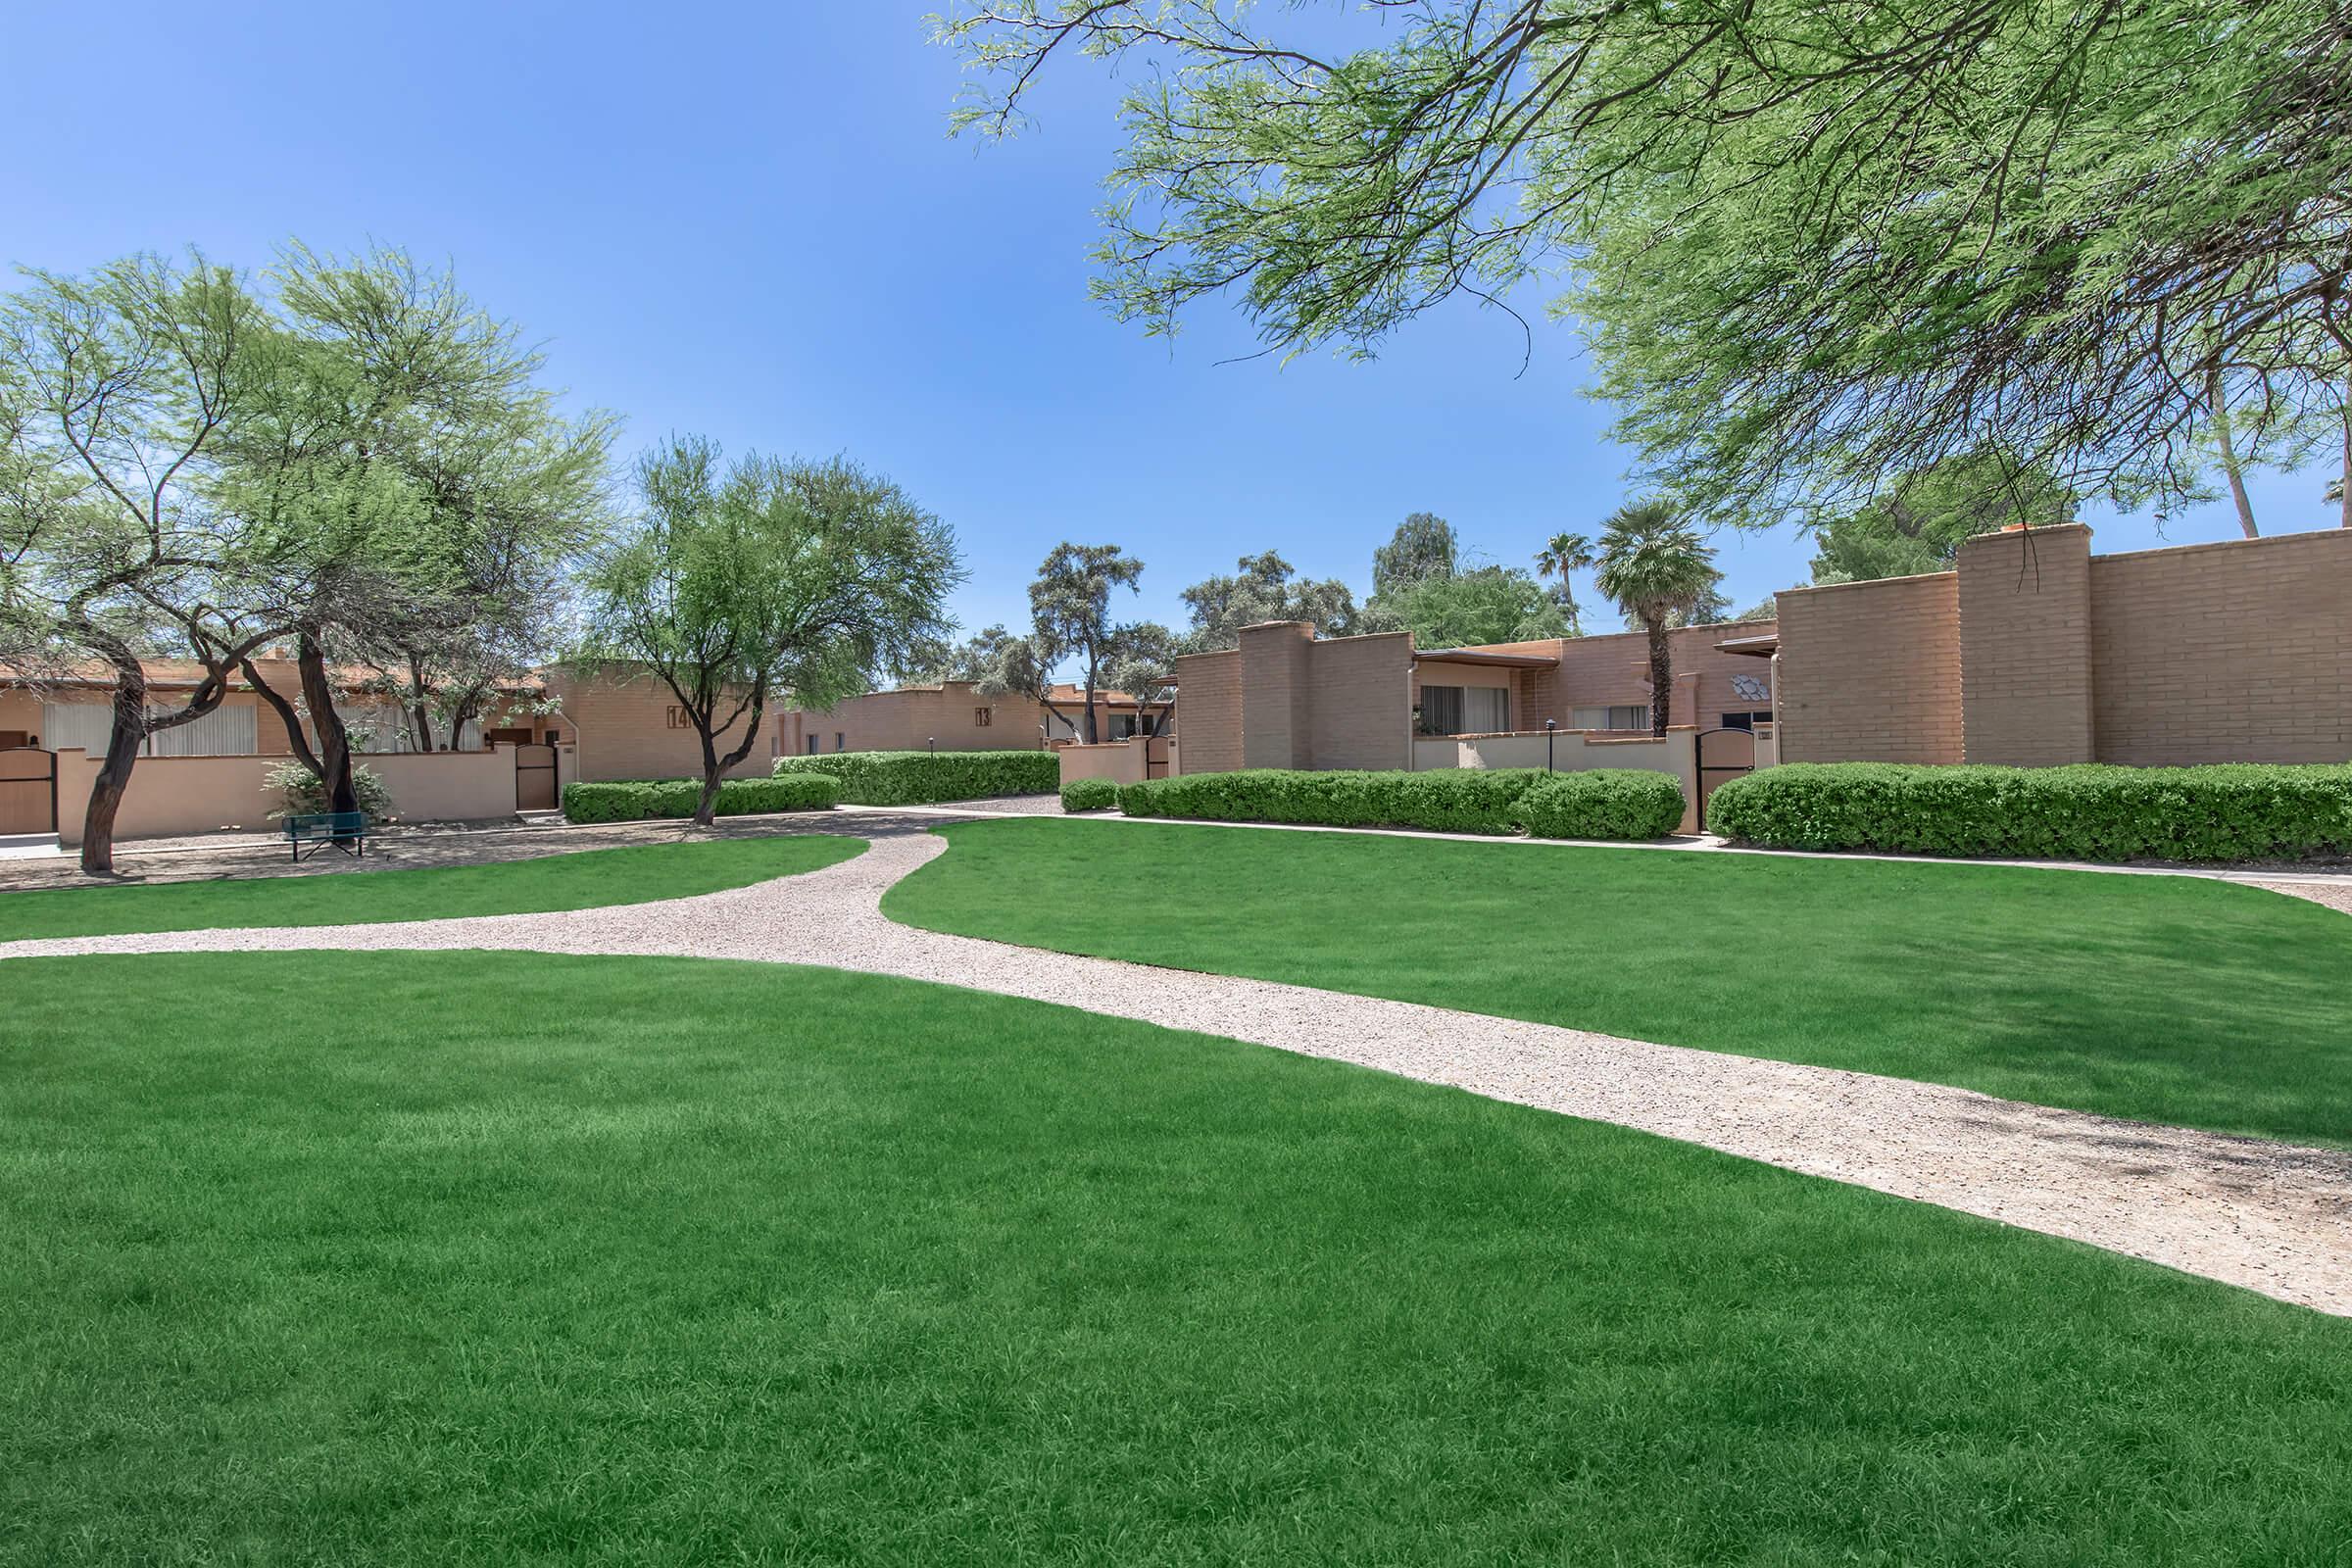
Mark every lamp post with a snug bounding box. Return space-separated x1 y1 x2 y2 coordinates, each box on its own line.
1545 718 1557 772
927 735 936 757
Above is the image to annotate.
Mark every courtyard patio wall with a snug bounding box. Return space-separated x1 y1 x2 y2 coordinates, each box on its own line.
52 746 533 847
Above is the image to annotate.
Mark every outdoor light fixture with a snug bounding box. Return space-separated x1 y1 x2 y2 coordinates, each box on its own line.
927 735 936 756
1545 718 1557 772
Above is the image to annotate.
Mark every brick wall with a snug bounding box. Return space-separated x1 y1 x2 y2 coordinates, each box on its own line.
1172 647 1243 774
2088 529 2352 764
1956 524 2096 764
545 668 773 783
1239 621 1313 768
1304 631 1413 768
781 680 1053 757
1774 574 1963 763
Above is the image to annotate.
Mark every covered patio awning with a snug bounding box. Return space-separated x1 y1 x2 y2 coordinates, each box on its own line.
1714 633 1779 659
1409 648 1558 669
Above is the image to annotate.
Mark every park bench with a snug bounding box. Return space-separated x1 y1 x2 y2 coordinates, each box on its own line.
283 810 369 862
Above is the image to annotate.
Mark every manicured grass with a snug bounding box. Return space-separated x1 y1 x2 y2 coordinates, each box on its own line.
885 819 2352 1147
3 953 2346 1564
0 834 865 940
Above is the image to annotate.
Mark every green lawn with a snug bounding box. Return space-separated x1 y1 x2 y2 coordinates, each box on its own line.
885 819 2352 1147
0 834 864 940
2 952 2345 1564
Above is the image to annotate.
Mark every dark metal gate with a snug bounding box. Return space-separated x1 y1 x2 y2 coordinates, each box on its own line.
0 747 58 835
1143 735 1171 779
1693 727 1756 827
514 744 557 810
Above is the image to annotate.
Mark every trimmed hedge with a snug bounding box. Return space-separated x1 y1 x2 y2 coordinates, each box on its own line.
1705 761 2352 862
1115 766 1688 840
1060 777 1120 813
1512 769 1688 841
564 773 840 824
774 749 1060 805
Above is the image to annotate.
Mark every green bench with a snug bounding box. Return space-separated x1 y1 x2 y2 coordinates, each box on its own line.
283 811 369 862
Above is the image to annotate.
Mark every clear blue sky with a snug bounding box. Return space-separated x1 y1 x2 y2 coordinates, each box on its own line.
9 2 2338 642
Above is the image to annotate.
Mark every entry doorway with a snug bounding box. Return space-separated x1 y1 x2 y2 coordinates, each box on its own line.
0 747 58 835
514 744 558 810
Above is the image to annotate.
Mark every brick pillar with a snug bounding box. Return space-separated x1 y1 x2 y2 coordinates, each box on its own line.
1957 523 2095 765
1238 620 1314 769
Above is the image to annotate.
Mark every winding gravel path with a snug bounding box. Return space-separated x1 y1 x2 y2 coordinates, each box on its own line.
5 820 2347 1315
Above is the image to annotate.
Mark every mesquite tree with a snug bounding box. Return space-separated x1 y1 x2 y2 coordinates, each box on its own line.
939 0 2352 527
0 254 290 874
581 436 959 824
1023 542 1142 744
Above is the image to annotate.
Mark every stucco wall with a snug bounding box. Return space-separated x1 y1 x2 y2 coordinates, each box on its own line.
2087 529 2352 765
0 687 39 744
1773 573 1964 763
53 747 523 846
1058 740 1149 787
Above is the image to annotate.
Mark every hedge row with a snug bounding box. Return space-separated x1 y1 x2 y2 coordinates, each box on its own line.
1705 762 2352 862
1061 777 1120 813
774 749 1059 805
1114 767 1687 840
563 773 840 823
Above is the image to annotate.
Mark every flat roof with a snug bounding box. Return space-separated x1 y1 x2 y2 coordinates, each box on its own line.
1411 648 1559 669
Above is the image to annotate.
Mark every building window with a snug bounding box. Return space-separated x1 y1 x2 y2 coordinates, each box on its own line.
974 707 992 727
1717 710 1774 732
1571 705 1652 732
806 735 819 755
834 733 846 752
1417 685 1509 736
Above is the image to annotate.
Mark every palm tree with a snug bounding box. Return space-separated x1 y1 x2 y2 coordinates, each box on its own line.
1592 502 1720 737
1534 531 1593 634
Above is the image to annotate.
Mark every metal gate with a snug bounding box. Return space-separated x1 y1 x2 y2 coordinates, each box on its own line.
1693 727 1757 826
0 747 58 835
514 744 557 810
1143 735 1171 779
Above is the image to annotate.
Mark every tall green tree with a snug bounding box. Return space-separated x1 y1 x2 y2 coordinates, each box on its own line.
0 253 290 874
219 246 613 811
1024 542 1142 743
1534 531 1593 634
1366 564 1569 648
1810 452 2077 585
939 1 2352 529
1178 549 1358 650
1371 513 1457 600
1592 503 1718 737
582 436 959 823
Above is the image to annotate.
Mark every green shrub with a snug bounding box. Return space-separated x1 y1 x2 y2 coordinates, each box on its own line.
1510 770 1688 841
265 760 394 821
774 749 1059 805
563 773 838 823
1117 768 1543 834
1115 768 1688 839
1060 777 1120 813
1706 762 2352 862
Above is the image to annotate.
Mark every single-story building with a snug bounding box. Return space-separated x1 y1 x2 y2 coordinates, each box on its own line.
775 680 1167 756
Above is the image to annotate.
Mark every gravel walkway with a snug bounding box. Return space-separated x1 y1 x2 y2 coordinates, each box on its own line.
4 822 2347 1315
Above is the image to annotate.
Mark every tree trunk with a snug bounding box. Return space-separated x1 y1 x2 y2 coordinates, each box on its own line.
2208 369 2258 538
77 666 150 876
1646 616 1673 737
1082 652 1100 744
407 654 435 752
296 634 360 814
2340 406 2351 529
694 722 723 827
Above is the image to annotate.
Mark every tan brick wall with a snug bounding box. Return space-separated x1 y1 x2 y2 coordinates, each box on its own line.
1482 623 1781 731
1239 621 1313 769
1304 630 1413 769
780 681 1053 757
1956 524 2095 765
1173 648 1243 774
545 668 774 783
2088 529 2352 764
1774 574 1963 763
